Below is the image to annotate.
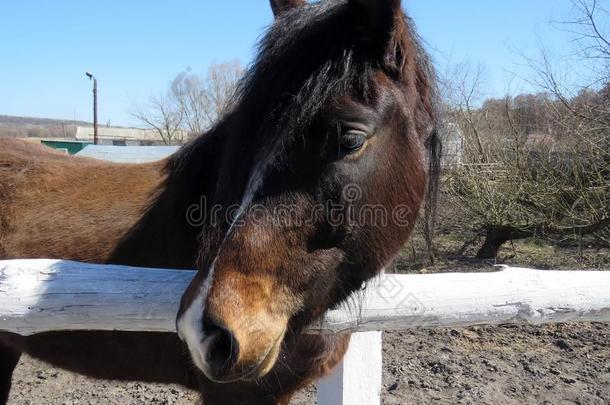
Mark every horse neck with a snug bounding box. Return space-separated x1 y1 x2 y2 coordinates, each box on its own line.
107 188 201 270
108 133 222 270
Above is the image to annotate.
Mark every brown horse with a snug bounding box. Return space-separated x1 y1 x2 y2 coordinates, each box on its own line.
0 0 441 404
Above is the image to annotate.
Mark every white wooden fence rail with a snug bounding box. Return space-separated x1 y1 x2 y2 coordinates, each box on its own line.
1 259 610 405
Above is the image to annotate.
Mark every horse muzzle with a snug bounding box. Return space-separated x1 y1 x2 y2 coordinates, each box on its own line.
202 322 286 383
178 300 288 383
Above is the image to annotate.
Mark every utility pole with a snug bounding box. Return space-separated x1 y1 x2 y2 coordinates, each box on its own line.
85 71 98 145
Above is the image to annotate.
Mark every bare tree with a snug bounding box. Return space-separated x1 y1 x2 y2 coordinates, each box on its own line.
440 61 490 162
204 60 243 120
170 60 243 136
131 93 184 145
133 60 243 143
442 0 610 259
562 0 610 66
170 70 208 137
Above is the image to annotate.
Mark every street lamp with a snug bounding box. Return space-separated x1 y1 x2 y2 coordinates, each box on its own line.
85 71 98 145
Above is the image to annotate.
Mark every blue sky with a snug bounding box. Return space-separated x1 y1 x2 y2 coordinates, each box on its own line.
0 1 584 126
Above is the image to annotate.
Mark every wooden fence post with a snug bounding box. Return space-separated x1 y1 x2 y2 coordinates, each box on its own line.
316 331 383 405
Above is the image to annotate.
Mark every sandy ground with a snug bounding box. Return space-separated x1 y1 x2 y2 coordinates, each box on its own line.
8 322 609 404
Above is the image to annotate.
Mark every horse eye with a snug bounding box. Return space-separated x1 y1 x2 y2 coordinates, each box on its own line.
340 130 366 153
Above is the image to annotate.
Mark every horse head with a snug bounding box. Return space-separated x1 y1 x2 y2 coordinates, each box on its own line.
176 0 440 383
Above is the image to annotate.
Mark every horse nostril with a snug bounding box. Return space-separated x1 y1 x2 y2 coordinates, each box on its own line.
201 317 239 374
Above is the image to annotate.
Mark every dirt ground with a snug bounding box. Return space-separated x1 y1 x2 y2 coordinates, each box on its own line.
8 322 609 404
7 240 610 404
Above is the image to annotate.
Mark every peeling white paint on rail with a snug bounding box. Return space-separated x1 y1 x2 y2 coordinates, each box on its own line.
1 260 609 336
314 266 610 333
0 260 189 335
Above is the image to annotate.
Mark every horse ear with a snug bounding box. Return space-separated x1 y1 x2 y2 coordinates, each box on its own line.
270 0 307 17
348 0 402 44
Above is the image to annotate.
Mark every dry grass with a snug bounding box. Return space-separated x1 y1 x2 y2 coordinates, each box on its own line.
394 231 610 274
